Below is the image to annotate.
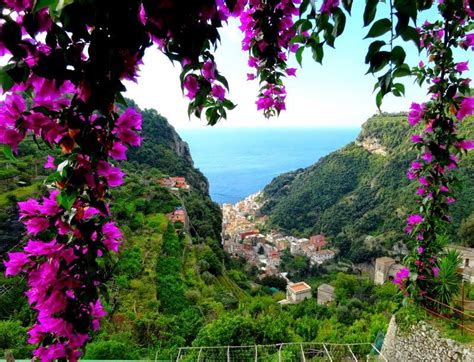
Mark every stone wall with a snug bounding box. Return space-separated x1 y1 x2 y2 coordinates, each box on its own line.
381 315 474 361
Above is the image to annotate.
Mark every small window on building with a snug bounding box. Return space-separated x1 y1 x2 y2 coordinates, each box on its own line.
466 258 470 267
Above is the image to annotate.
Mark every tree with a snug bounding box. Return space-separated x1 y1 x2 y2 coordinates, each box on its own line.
460 214 474 247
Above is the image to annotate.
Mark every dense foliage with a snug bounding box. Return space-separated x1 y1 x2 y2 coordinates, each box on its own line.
262 114 474 262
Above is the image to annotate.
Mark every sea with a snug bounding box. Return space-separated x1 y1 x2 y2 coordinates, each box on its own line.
178 127 360 205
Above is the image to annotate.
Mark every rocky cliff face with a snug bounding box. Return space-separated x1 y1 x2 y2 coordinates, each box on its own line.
355 136 387 156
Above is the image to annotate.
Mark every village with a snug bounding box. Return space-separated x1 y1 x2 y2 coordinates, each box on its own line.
222 192 336 276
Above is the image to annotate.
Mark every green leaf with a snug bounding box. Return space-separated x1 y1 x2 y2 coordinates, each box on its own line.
366 51 391 74
393 63 411 78
311 44 324 64
364 18 392 39
296 47 305 66
56 190 77 210
45 171 61 183
223 99 237 110
393 83 405 96
2 145 16 161
378 70 392 95
33 0 57 12
332 8 346 38
390 46 406 67
400 26 420 49
376 89 383 109
341 0 353 14
363 0 379 27
299 0 310 16
365 40 386 64
0 67 14 92
115 92 128 107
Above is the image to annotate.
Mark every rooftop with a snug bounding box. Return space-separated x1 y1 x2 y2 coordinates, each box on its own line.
288 281 311 293
376 256 396 265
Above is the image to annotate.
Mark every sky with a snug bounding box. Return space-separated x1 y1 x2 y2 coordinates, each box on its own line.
124 3 474 129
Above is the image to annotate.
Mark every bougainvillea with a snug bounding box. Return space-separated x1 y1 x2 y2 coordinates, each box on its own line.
0 0 473 359
398 1 474 300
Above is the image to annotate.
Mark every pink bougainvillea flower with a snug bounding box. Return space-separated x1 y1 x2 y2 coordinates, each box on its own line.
421 151 433 163
83 207 101 220
393 267 410 285
247 73 256 81
407 170 417 180
40 191 60 217
113 108 142 147
408 102 425 126
456 61 469 72
24 239 59 256
320 0 339 14
432 267 440 277
102 221 122 252
411 134 423 143
419 177 429 186
446 196 456 204
211 84 226 101
18 198 40 218
418 246 424 254
286 68 297 76
183 75 200 100
440 185 449 192
115 108 142 131
44 155 55 169
90 298 107 331
4 252 30 276
25 217 50 235
33 342 67 361
407 214 424 226
97 161 125 187
202 61 216 81
411 161 423 170
456 139 474 150
109 142 128 160
456 97 474 120
416 187 426 196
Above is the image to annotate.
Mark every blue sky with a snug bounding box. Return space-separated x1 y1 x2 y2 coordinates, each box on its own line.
124 2 473 129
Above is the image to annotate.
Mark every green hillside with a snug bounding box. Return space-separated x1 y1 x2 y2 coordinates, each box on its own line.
0 105 408 359
261 114 474 262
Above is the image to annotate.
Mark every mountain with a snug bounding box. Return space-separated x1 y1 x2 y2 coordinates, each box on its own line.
0 101 224 358
261 113 474 262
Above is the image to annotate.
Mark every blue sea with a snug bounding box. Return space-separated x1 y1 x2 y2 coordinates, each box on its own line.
178 128 360 204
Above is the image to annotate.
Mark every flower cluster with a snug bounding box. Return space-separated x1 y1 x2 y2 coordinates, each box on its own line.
142 0 237 123
238 0 299 116
0 2 144 360
399 2 474 299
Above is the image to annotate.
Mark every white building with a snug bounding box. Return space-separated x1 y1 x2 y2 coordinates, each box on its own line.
286 282 312 304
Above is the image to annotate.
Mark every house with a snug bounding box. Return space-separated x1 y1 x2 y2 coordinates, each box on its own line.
374 257 404 285
166 208 186 224
158 176 190 190
240 230 260 242
317 284 335 305
310 234 327 251
310 249 335 265
286 282 312 304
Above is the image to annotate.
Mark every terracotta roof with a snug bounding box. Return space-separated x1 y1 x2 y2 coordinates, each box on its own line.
288 282 311 293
